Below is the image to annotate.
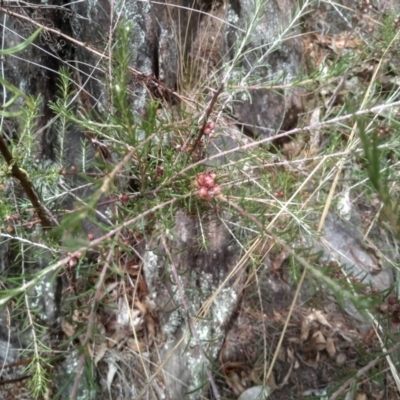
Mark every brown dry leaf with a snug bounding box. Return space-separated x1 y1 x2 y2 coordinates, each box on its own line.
134 300 148 316
287 336 301 345
304 38 326 67
93 342 107 366
325 336 336 357
300 318 310 343
364 244 383 274
282 136 306 159
61 318 76 338
273 310 285 323
355 393 368 400
127 337 147 353
145 314 156 341
72 308 88 323
124 261 140 277
270 248 288 272
333 35 362 49
277 347 286 362
225 371 247 396
107 326 130 348
310 330 326 352
137 274 150 297
314 33 362 49
307 310 332 328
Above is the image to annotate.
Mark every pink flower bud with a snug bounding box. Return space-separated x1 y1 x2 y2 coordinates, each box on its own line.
196 173 206 187
198 186 209 198
207 121 215 130
120 194 129 204
211 185 221 195
69 257 78 268
203 175 215 188
203 127 211 136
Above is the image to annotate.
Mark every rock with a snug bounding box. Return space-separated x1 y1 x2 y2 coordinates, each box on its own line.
28 268 62 327
143 210 243 399
54 350 95 399
310 213 394 327
0 311 20 366
317 213 394 292
223 0 304 138
205 118 251 166
238 386 272 400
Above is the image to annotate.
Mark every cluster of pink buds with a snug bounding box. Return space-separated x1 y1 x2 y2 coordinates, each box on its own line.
67 251 83 268
195 172 221 201
203 121 215 136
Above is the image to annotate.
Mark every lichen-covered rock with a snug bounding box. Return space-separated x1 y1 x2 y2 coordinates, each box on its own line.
143 210 243 399
54 349 96 399
316 213 394 292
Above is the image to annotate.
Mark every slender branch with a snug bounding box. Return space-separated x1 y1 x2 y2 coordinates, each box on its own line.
0 134 52 227
176 98 400 178
189 84 224 154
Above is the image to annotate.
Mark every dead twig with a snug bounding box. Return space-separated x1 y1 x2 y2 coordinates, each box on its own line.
0 134 52 227
189 84 224 154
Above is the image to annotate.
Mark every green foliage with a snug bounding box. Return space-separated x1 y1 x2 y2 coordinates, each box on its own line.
26 351 52 398
1 2 400 399
358 117 400 238
380 14 400 49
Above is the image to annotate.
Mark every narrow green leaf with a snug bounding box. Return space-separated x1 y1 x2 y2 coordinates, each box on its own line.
0 76 34 110
0 27 42 55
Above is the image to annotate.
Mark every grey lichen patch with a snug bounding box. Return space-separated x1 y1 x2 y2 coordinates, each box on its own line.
158 23 178 88
115 2 146 58
222 0 305 137
184 282 239 397
226 4 240 25
187 271 238 357
85 0 99 20
113 1 154 114
143 250 160 297
55 350 96 400
28 272 59 325
186 354 209 397
214 286 237 326
162 308 183 341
